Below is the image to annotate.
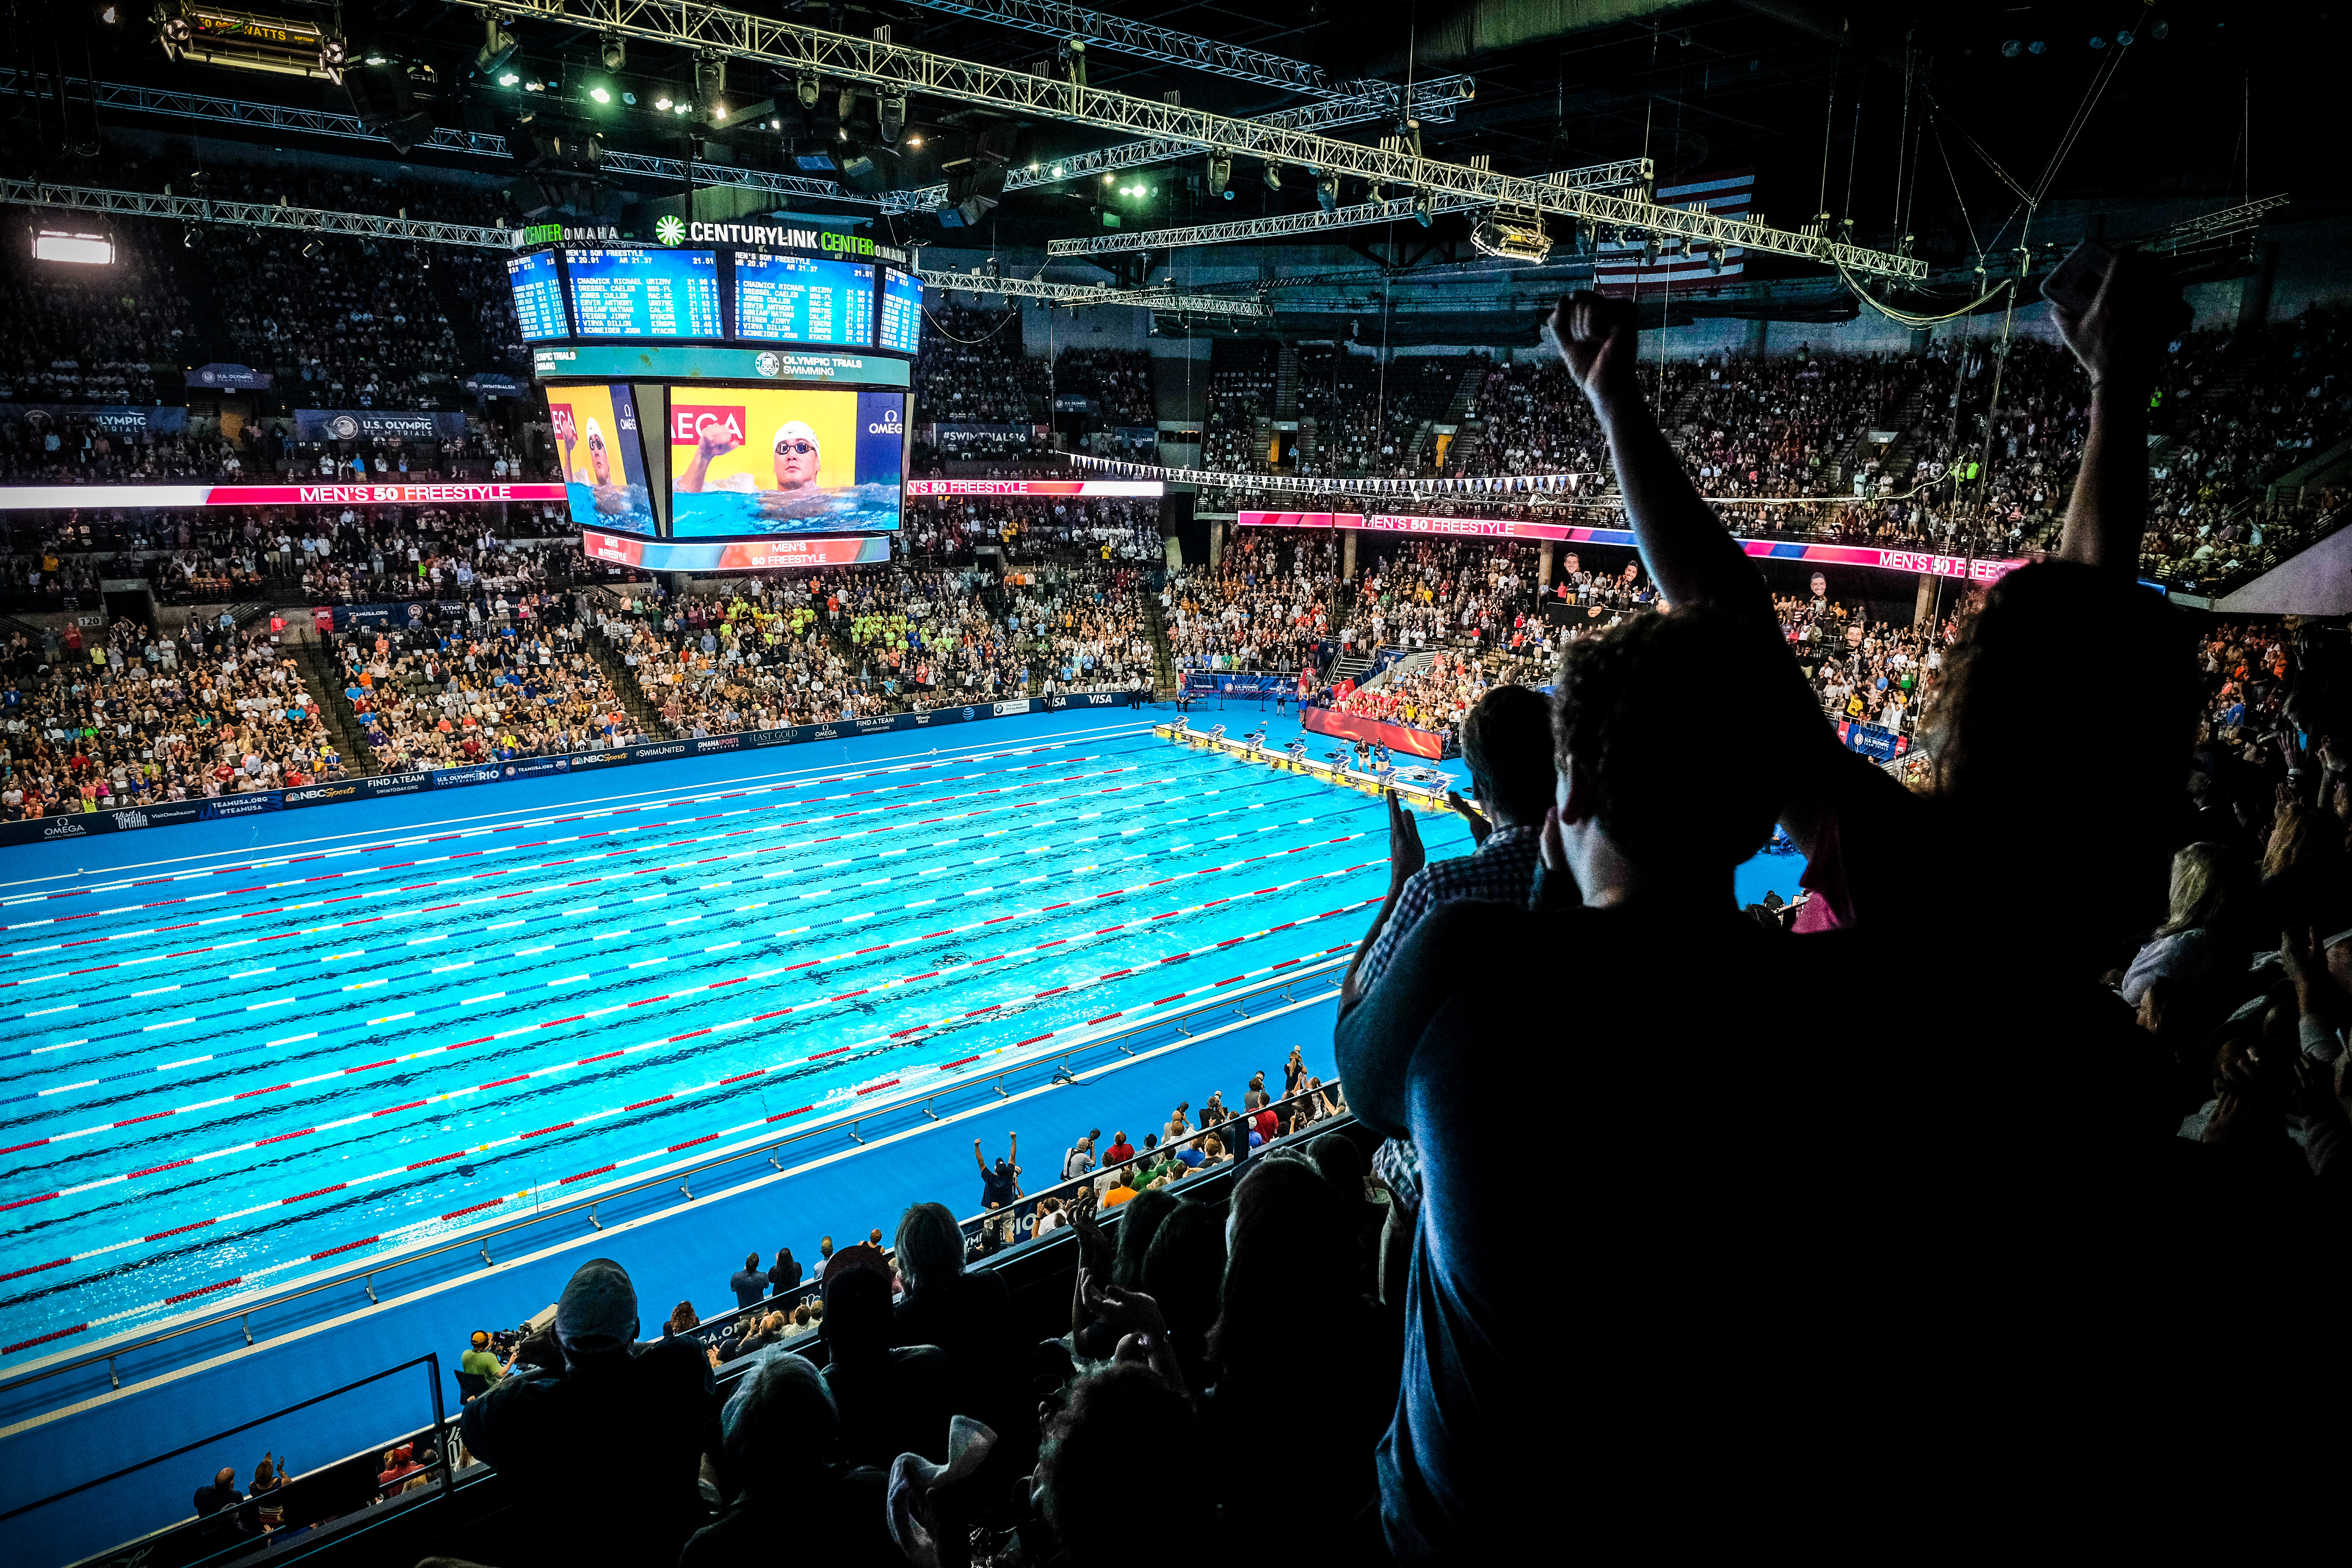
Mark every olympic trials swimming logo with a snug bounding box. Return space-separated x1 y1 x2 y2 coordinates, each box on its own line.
327 415 362 441
754 352 783 379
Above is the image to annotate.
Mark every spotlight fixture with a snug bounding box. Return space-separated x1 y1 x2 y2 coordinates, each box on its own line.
1470 205 1550 263
1262 161 1282 191
473 15 519 78
498 71 520 86
2002 38 2021 57
796 71 820 109
590 86 610 103
771 118 782 130
621 91 636 106
653 91 671 109
907 133 923 147
600 34 625 71
1056 36 1086 88
1206 153 1230 198
695 53 726 120
879 94 906 144
1315 171 1339 214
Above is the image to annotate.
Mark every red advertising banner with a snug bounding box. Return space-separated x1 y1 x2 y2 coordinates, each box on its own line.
0 483 568 510
1301 705 1446 760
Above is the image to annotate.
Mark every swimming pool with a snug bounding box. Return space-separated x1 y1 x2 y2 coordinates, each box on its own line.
0 724 1428 1360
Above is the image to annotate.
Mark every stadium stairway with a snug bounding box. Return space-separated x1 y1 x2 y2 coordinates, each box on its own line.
292 639 376 776
1275 344 1301 419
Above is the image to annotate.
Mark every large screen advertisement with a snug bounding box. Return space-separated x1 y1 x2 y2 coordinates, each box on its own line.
733 252 875 347
546 384 657 535
878 268 922 355
509 250 569 341
566 247 724 337
668 386 903 537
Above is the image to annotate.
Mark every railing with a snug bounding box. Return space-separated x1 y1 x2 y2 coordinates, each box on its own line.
0 956 1352 1408
4 1354 456 1568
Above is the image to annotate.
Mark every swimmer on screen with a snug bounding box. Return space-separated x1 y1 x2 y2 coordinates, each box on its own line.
559 416 639 519
678 419 823 495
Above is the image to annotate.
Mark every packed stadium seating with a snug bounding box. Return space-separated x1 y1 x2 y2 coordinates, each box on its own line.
1163 527 1337 674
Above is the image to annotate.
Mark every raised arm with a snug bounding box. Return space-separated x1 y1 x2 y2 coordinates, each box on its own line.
2051 250 2178 572
1551 292 1768 617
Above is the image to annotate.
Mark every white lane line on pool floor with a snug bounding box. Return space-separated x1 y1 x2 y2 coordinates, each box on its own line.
0 927 1361 1348
0 722 1169 898
0 842 1384 1151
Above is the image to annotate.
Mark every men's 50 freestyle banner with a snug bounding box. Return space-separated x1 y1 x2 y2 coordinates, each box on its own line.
1238 510 2022 583
0 694 1125 849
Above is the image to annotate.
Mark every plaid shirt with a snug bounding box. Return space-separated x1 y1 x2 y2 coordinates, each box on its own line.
1359 824 1541 1218
1357 824 1543 998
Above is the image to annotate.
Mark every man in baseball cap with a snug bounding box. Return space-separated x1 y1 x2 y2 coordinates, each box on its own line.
461 1258 717 1561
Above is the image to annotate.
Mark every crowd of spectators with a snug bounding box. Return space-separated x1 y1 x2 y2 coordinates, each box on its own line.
1051 347 1154 424
913 304 1049 429
907 496 1162 564
0 225 196 406
331 590 644 768
1162 528 1337 673
1200 340 1278 471
0 613 344 818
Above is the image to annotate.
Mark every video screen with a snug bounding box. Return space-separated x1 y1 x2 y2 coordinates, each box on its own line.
668 385 904 537
509 250 569 341
732 252 875 347
878 268 922 355
546 384 657 534
565 247 723 337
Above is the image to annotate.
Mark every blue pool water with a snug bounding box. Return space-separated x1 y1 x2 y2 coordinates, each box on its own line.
0 725 1413 1358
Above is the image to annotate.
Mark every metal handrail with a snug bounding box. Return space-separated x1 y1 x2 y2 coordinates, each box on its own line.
0 1352 446 1525
1 955 1351 1403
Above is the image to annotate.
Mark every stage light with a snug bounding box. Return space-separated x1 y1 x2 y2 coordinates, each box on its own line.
1104 173 1115 184
796 71 820 109
2149 20 2168 39
2002 38 2021 57
1207 153 1230 197
1051 164 1063 177
771 118 782 130
590 86 610 103
1316 171 1339 213
474 16 520 78
2115 29 2133 45
879 94 906 144
622 91 637 105
499 71 520 86
2027 40 2046 54
653 92 671 109
2089 34 2107 49
601 35 625 71
907 134 923 147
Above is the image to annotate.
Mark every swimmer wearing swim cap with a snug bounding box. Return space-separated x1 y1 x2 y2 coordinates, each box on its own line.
678 417 822 494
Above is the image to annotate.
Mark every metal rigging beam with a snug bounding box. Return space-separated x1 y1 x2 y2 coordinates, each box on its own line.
877 75 1479 215
2146 194 2291 252
1044 159 1652 256
892 0 1357 96
0 180 517 250
916 268 1266 315
445 1 1927 280
597 151 879 205
0 67 511 158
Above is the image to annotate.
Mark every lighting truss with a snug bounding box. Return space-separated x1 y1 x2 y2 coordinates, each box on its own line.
918 269 1267 316
443 0 1927 280
598 150 878 204
0 67 510 156
2145 193 2290 252
1043 163 1648 257
878 75 1483 216
892 0 1431 97
0 180 516 250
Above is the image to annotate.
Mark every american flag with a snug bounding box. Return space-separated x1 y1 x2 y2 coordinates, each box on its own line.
1595 169 1753 298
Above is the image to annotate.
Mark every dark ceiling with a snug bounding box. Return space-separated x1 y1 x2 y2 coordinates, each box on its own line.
4 0 2336 270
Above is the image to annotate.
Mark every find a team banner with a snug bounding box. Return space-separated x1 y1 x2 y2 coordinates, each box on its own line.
0 481 568 510
1238 510 2024 583
1300 707 1447 760
294 410 472 443
583 530 893 572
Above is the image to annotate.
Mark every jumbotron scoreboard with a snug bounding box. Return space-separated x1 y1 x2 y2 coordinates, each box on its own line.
512 221 922 572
